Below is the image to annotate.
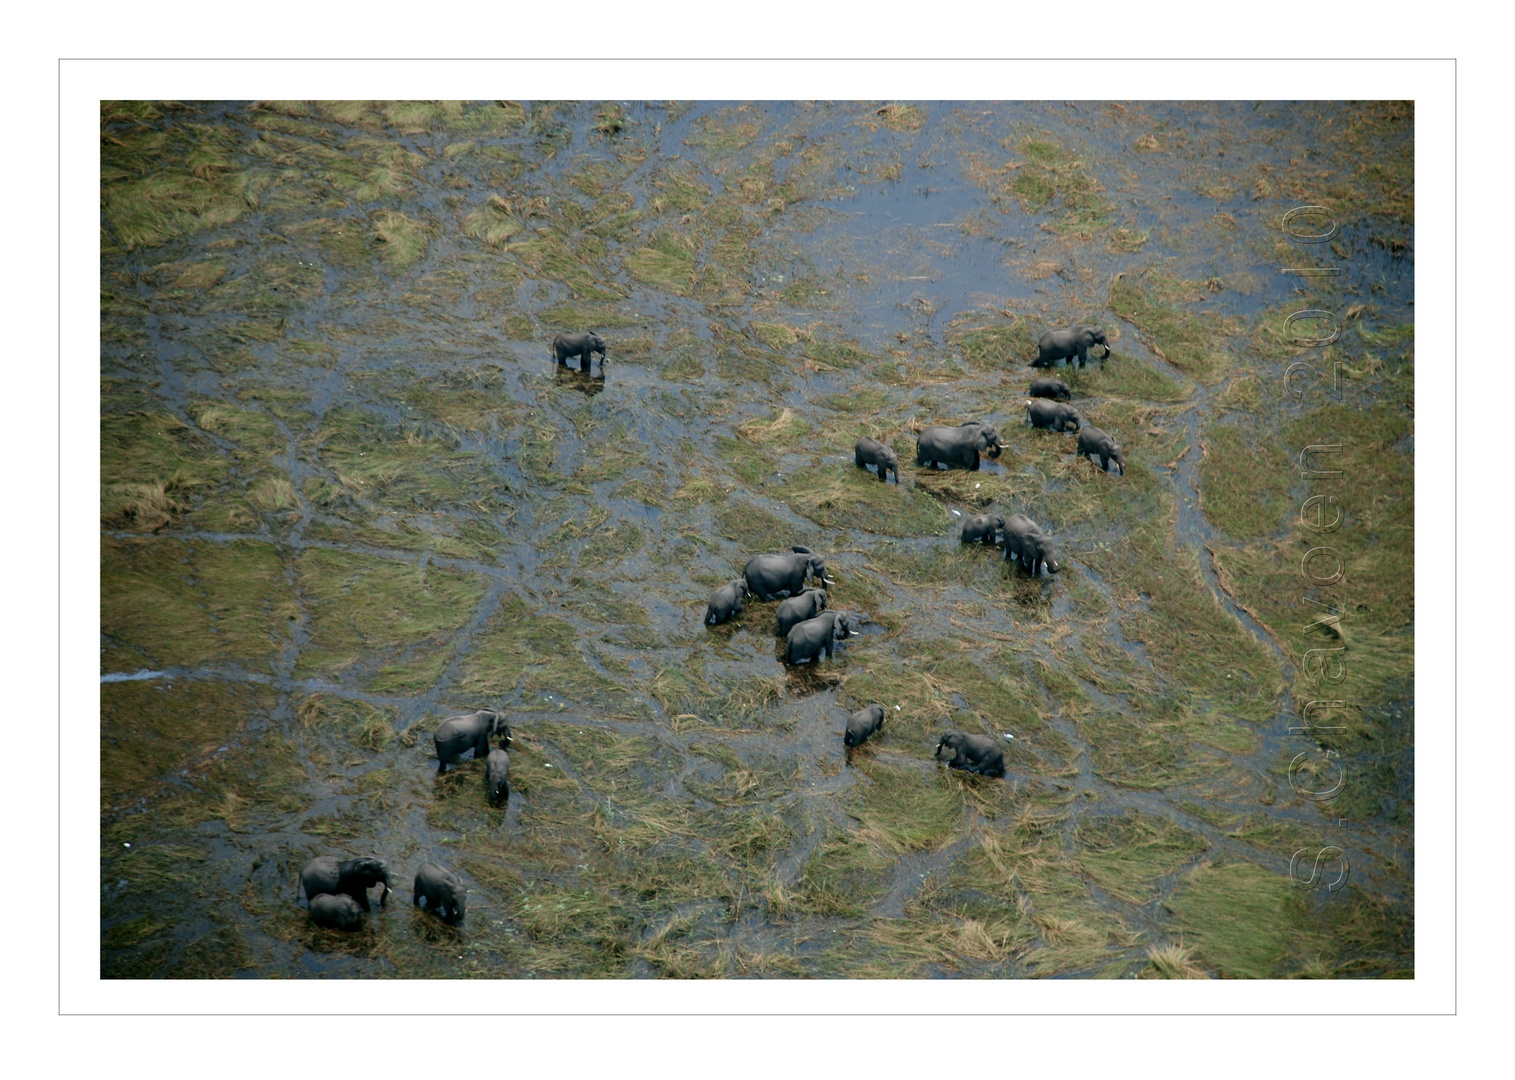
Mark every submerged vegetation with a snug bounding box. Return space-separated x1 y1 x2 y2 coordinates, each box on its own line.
100 100 1412 980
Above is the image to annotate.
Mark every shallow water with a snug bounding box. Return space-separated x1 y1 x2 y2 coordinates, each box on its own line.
100 100 1414 978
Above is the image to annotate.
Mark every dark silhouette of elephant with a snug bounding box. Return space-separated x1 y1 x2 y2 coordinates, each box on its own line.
308 893 365 930
299 855 392 911
1003 513 1062 576
433 709 511 774
844 704 886 748
935 731 1006 777
705 579 752 626
485 748 510 806
1077 425 1125 476
552 330 606 370
1028 377 1072 401
413 862 466 925
744 546 834 602
916 422 1004 470
854 437 899 483
775 587 827 637
1032 325 1110 369
783 611 857 665
1025 398 1082 433
961 513 1006 546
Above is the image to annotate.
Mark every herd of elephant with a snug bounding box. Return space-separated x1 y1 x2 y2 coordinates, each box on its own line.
296 325 1119 931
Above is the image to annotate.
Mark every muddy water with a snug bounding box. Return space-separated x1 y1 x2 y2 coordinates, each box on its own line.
100 100 1414 978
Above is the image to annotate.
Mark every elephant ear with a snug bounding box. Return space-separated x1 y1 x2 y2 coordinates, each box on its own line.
792 546 813 554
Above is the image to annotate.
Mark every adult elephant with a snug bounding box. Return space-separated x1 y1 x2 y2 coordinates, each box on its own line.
299 856 393 911
1077 425 1126 476
844 704 886 748
1032 325 1110 369
552 330 607 370
1003 513 1062 576
916 422 1004 471
413 862 466 925
744 546 834 602
705 579 752 626
433 709 512 774
775 587 827 637
783 611 858 666
934 731 1006 778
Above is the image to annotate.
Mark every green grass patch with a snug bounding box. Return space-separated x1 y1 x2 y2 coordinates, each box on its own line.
101 537 296 670
456 595 627 707
1108 269 1241 384
292 548 485 681
785 464 952 538
1166 860 1314 978
1075 810 1209 903
1198 422 1296 539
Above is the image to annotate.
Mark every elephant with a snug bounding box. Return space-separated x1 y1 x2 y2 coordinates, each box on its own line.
854 437 900 483
433 709 512 774
915 422 1004 471
743 546 834 602
485 748 510 806
299 855 393 912
1028 376 1072 401
1026 398 1082 433
413 862 466 925
1077 425 1126 476
775 587 828 637
552 330 607 370
1032 325 1110 369
783 611 858 666
705 579 753 626
1002 513 1062 576
934 731 1006 778
960 513 1006 546
308 893 365 931
844 703 886 748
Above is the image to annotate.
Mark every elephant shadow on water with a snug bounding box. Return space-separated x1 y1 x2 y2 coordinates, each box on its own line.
409 906 467 944
554 365 606 397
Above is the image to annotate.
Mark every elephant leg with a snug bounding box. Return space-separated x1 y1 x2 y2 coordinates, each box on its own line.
970 455 980 471
355 890 372 912
876 467 887 482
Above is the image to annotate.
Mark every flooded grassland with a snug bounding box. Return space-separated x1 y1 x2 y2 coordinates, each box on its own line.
100 100 1413 978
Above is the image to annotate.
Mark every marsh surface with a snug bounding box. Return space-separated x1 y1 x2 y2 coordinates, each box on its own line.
100 100 1414 978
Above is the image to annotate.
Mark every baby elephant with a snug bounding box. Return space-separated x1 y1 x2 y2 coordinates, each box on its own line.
854 437 900 483
299 855 392 911
485 747 510 806
935 731 1006 778
705 579 752 626
1026 398 1082 433
1028 377 1072 401
844 703 886 748
775 587 827 637
308 893 365 931
434 709 511 774
1077 425 1125 476
783 611 857 666
961 513 1006 546
552 330 607 370
413 862 466 925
